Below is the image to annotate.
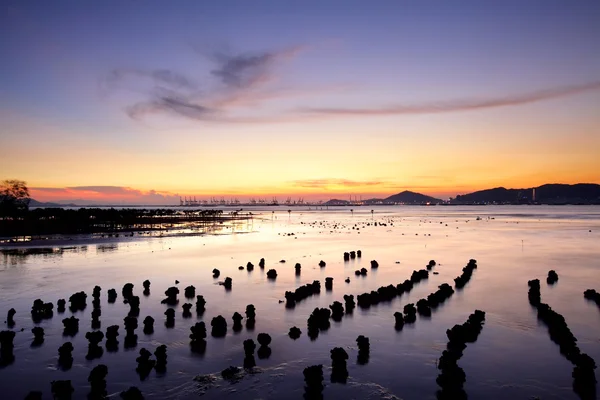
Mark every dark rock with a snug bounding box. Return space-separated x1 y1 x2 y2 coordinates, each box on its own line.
350 251 356 259
154 344 167 372
184 285 196 298
57 342 74 369
325 277 333 290
182 303 192 318
238 265 244 270
370 260 379 268
212 268 220 278
257 333 272 346
6 308 15 327
0 330 16 365
122 283 134 301
88 364 108 398
319 260 326 267
221 366 241 380
329 301 344 321
247 262 254 271
143 316 154 334
62 316 79 336
142 280 151 296
196 295 206 315
416 298 432 317
303 364 324 399
127 296 140 317
31 299 54 322
68 291 87 312
427 260 436 270
330 347 349 383
31 326 45 346
24 391 43 400
454 260 477 289
161 286 179 305
107 289 117 303
289 326 301 339
259 258 265 268
266 269 277 279
222 277 232 289
345 277 350 283
343 252 350 261
57 299 66 313
357 250 362 258
50 380 74 400
136 348 155 380
120 386 144 400
211 315 227 337
547 270 559 285
356 335 370 365
164 309 175 328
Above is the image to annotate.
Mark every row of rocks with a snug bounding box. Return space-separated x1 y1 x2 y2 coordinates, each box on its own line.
343 250 362 261
357 269 429 309
436 310 486 399
285 280 321 308
454 259 477 289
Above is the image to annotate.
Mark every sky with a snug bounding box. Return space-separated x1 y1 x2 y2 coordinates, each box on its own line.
1 0 599 204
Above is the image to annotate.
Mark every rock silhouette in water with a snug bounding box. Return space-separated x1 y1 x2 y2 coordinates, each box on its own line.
24 391 43 400
222 277 232 289
344 295 355 313
221 366 241 380
6 308 16 327
107 289 117 303
31 299 54 323
58 342 74 370
243 339 256 368
68 291 87 312
190 322 207 354
62 316 79 336
122 283 134 302
330 347 349 383
88 364 108 398
155 344 167 373
370 260 378 268
295 263 302 276
266 269 277 280
245 304 256 329
307 307 331 340
350 251 356 259
259 258 265 268
182 303 192 318
257 333 272 359
57 299 66 313
184 285 195 298
289 326 302 339
454 259 477 289
303 364 324 399
403 304 417 323
394 312 405 331
329 301 344 321
143 316 154 334
106 325 119 352
31 326 45 347
135 348 155 381
427 260 436 270
212 268 220 278
164 309 175 329
325 277 333 291
357 250 362 258
247 262 254 271
0 330 16 365
85 330 104 360
356 335 370 365
196 295 206 316
232 312 243 332
124 316 139 348
51 380 74 400
547 270 559 285
91 308 101 330
142 280 151 296
584 289 600 308
120 386 144 399
319 260 326 267
162 286 179 305
211 315 227 337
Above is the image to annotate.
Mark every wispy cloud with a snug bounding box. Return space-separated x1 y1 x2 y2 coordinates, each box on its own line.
30 186 179 205
300 81 600 116
291 179 386 189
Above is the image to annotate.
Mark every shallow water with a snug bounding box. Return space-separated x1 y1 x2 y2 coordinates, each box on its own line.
1 205 599 399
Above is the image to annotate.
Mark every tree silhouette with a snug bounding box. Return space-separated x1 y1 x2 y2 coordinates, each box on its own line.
0 179 30 218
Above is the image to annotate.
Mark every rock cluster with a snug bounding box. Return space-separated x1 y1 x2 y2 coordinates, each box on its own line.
284 280 321 308
62 316 79 336
354 267 367 276
190 322 207 353
31 299 54 322
68 291 87 312
58 342 74 370
257 333 272 359
547 270 559 285
184 285 196 298
330 347 349 383
303 364 324 399
31 326 45 346
356 335 370 365
107 289 117 304
136 348 155 380
88 364 108 398
426 260 436 270
85 330 104 360
92 285 101 309
356 269 429 309
436 310 486 399
288 326 302 340
211 315 227 337
161 287 179 305
454 259 478 289
329 301 344 321
307 308 331 340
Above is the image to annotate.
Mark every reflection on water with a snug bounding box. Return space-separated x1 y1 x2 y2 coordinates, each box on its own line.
0 206 599 400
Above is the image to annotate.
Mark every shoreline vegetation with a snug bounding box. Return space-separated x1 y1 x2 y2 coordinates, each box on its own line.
0 208 253 244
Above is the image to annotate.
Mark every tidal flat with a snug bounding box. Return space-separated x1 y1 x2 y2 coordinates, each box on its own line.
1 206 599 399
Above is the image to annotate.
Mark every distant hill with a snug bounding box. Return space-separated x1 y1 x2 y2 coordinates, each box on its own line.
29 199 76 208
323 199 351 206
385 191 442 204
452 183 600 204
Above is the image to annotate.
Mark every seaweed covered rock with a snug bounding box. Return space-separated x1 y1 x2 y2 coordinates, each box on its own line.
189 322 207 353
303 365 324 399
356 335 370 365
124 316 139 348
295 263 302 275
143 316 154 334
547 270 559 285
285 280 321 308
343 252 350 261
184 285 196 298
127 296 140 317
68 291 87 312
58 342 74 369
120 386 144 400
403 304 417 323
154 344 168 372
454 259 478 289
122 283 134 301
343 295 355 313
245 304 256 329
243 339 256 368
161 286 179 305
416 298 432 317
357 250 362 258
88 364 108 398
62 316 79 336
135 348 155 380
330 347 349 383
427 260 436 270
211 315 227 337
289 326 302 340
31 299 54 322
528 279 541 306
50 380 74 400
266 269 277 280
221 366 241 380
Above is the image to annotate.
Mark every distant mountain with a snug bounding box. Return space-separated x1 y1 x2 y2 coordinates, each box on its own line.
323 199 351 206
29 199 76 208
385 191 442 204
451 183 600 204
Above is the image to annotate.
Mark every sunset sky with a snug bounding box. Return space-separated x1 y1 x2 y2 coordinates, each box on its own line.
1 1 599 204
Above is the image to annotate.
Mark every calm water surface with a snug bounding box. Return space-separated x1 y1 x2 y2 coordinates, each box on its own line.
1 206 599 399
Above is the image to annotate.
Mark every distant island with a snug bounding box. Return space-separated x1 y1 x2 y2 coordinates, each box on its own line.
324 184 600 206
